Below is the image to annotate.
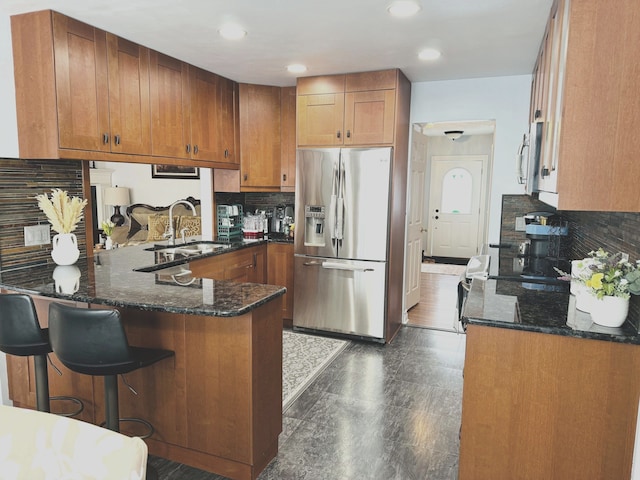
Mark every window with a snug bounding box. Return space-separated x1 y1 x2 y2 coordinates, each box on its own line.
441 168 472 214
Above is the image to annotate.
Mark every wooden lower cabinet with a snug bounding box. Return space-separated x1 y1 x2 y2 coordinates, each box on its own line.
189 245 266 284
459 325 640 480
3 292 282 480
266 243 294 326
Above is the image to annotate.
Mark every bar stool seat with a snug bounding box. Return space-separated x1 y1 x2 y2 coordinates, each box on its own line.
0 294 84 416
47 302 175 436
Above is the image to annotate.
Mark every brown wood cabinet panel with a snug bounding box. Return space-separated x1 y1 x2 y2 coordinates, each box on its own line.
189 245 267 284
344 89 396 145
296 93 345 146
345 69 397 92
459 325 640 480
239 84 282 189
53 12 110 152
296 74 345 95
106 34 151 155
280 86 297 191
267 243 294 323
189 67 220 161
149 51 191 159
218 75 239 165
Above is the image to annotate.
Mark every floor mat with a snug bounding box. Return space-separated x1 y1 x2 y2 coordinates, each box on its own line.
282 330 349 412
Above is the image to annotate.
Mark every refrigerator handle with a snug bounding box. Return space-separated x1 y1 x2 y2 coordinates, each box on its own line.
302 260 324 267
321 261 374 272
329 162 338 242
336 163 345 241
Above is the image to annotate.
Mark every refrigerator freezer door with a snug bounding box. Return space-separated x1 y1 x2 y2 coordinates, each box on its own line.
295 148 340 258
293 255 387 339
339 147 392 261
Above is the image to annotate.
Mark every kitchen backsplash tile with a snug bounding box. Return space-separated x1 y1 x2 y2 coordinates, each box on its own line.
0 159 86 270
501 195 640 331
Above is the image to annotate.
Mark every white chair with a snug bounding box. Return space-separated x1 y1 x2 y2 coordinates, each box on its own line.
0 405 147 480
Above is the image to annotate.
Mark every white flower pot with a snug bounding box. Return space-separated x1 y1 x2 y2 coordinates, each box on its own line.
571 282 593 313
590 295 629 328
52 265 81 294
51 233 80 266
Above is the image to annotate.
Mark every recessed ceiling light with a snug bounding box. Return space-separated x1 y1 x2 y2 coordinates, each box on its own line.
418 48 441 61
287 64 307 74
218 23 247 40
387 1 421 17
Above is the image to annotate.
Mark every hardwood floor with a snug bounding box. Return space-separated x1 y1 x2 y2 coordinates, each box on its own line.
407 271 462 332
149 327 465 479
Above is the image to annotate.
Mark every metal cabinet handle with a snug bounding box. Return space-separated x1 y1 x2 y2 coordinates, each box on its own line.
186 144 191 153
194 145 199 154
224 149 229 158
103 133 109 144
283 174 287 181
114 135 120 146
346 130 351 138
336 130 341 139
243 174 248 181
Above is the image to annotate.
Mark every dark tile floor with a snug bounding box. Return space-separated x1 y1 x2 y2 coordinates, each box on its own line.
149 326 466 480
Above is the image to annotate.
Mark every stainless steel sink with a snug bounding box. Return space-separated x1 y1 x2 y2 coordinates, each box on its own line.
154 242 230 257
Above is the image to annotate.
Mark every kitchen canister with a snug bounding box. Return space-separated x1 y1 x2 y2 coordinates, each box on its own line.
51 233 80 266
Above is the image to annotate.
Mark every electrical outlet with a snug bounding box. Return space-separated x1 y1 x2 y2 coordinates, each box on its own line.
24 224 51 246
515 216 526 231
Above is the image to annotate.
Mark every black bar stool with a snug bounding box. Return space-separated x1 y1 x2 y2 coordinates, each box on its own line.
47 302 174 436
0 294 83 416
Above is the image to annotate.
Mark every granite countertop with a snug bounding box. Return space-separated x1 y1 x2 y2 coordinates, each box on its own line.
0 238 285 318
463 277 640 345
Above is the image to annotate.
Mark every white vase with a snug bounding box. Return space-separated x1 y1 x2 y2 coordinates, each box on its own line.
105 236 113 250
51 233 80 266
590 295 629 328
52 265 81 294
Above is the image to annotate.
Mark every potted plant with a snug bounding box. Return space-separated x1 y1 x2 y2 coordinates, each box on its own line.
579 248 640 327
35 189 87 265
101 220 115 250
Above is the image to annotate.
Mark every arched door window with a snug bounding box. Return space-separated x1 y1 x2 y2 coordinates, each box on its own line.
441 167 472 214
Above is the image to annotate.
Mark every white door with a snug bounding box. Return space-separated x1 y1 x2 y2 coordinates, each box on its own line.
404 128 428 310
427 156 486 259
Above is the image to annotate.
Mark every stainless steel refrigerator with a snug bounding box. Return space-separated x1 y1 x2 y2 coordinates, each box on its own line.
293 147 392 341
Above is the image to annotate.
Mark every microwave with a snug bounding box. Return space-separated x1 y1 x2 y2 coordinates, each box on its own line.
516 122 543 194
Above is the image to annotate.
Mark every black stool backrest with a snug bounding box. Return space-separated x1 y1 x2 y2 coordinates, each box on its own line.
0 294 51 356
48 302 136 376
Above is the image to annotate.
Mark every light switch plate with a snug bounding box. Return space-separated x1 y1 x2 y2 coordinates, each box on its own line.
515 216 526 231
24 224 51 246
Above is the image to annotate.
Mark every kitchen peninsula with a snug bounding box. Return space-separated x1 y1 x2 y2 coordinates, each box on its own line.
0 240 285 480
459 275 640 479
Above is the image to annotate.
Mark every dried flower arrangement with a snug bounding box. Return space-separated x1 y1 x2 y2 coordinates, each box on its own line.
35 189 88 234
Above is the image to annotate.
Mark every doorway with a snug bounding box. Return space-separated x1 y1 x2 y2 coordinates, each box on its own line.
404 120 494 330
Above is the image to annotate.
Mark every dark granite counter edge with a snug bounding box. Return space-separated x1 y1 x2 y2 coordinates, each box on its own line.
464 316 640 345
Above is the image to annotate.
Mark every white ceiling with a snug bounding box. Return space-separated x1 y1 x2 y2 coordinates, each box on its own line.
1 0 553 87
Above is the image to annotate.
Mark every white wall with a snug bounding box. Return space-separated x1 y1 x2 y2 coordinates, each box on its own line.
410 75 532 243
95 161 201 211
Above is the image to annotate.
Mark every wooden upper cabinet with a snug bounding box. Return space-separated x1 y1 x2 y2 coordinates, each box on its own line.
239 84 282 189
217 76 239 165
106 34 151 155
280 86 296 190
52 13 110 153
189 67 220 161
532 0 640 211
149 51 190 159
296 70 397 147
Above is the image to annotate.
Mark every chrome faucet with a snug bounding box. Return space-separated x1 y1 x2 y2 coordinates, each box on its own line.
164 200 197 245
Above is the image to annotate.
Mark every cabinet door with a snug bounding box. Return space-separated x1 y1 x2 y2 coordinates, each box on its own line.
53 13 110 152
189 67 220 162
344 89 396 145
296 93 345 146
267 243 294 320
218 76 238 164
106 34 151 155
239 84 281 188
149 51 191 159
280 87 297 190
